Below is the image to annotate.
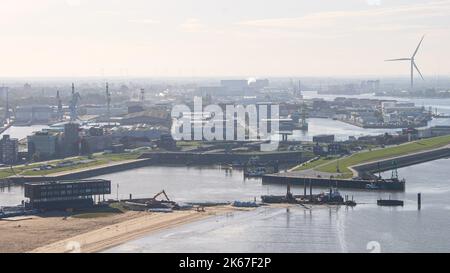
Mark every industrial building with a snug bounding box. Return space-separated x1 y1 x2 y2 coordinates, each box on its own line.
80 127 113 154
15 105 55 124
27 131 59 160
82 105 128 116
313 134 335 143
27 123 119 160
24 179 111 210
62 122 81 157
120 110 171 127
0 135 19 164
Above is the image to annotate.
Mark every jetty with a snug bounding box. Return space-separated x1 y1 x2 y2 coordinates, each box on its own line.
262 172 405 191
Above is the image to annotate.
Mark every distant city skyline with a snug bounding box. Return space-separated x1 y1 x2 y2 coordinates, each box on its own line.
0 0 449 77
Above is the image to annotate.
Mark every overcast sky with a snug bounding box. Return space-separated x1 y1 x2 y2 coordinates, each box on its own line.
0 0 449 78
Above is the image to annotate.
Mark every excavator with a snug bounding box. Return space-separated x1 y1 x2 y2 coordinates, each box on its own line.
153 190 171 202
146 190 178 209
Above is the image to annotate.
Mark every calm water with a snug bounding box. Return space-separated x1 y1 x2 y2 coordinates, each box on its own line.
2 158 449 252
1 125 49 140
102 159 450 253
302 91 450 115
289 91 450 142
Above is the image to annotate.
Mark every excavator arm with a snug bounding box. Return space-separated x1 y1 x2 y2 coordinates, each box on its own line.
153 190 171 201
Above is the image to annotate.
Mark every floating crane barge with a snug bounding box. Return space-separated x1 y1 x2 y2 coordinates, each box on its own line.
261 185 356 206
262 173 405 191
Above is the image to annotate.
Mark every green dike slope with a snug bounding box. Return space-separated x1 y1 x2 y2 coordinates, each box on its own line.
0 151 142 179
315 135 450 177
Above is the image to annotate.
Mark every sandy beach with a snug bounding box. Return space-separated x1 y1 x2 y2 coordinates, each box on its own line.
0 210 141 253
0 205 235 253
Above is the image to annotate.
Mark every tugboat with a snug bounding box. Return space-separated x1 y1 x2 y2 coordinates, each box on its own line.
318 188 344 203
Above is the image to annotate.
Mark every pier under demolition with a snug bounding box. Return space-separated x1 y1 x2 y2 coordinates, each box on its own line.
261 184 357 206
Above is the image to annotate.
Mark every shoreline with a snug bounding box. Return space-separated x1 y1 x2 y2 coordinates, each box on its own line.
27 206 240 253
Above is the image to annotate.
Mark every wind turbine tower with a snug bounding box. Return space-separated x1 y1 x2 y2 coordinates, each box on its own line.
385 35 425 89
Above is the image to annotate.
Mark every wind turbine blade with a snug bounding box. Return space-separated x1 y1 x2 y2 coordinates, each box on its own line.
385 58 411 61
413 62 424 80
412 35 425 58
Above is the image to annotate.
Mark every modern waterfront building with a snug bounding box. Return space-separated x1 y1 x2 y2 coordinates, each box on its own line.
24 179 111 210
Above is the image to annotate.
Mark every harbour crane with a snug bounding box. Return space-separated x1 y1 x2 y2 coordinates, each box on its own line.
140 88 145 102
69 83 81 121
106 82 111 125
56 90 63 120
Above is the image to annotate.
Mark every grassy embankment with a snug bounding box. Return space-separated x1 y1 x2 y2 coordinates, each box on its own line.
294 157 335 171
294 135 450 178
71 203 128 219
0 151 144 179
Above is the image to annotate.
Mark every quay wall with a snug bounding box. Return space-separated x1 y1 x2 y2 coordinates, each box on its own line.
0 151 308 186
1 159 152 185
140 151 307 165
338 118 428 129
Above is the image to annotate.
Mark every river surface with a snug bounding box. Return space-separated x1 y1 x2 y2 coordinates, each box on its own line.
302 91 450 115
2 158 446 252
289 91 450 142
96 158 450 253
0 125 49 140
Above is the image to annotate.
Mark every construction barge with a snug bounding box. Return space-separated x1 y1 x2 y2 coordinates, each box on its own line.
377 199 404 206
261 185 356 206
262 173 405 191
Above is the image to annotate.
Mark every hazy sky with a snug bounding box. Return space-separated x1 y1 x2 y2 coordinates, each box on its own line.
0 0 449 77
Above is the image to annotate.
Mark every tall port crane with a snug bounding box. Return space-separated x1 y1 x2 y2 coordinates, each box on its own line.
106 82 111 125
69 83 81 121
56 90 63 120
140 88 145 102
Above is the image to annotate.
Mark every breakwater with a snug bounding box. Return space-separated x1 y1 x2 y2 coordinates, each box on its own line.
338 118 428 129
351 145 450 179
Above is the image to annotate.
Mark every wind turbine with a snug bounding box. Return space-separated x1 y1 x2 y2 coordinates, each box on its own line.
385 35 425 89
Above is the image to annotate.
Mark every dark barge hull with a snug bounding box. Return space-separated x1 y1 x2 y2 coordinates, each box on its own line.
377 200 404 206
262 174 405 191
